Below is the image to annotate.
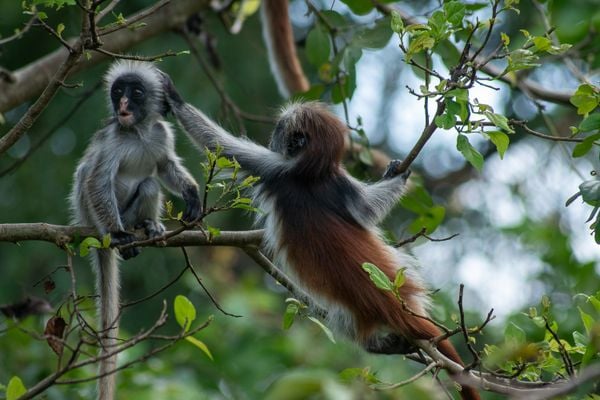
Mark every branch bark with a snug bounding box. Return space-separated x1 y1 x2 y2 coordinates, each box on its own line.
0 0 209 114
0 223 262 248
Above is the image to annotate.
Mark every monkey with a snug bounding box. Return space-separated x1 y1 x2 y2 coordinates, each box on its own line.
261 0 310 98
161 76 480 399
70 61 201 400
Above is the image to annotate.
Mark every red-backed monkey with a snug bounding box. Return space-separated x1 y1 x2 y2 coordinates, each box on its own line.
161 74 480 399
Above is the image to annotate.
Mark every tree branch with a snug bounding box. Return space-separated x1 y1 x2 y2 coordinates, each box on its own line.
0 0 209 113
0 223 262 248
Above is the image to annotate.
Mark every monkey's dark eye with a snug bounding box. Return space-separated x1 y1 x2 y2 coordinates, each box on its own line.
132 88 144 99
112 87 123 97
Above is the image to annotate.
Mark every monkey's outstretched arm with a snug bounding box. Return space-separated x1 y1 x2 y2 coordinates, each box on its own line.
163 75 287 178
362 160 411 224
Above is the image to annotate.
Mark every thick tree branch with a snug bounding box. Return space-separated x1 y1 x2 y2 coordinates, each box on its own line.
0 223 262 248
0 0 209 113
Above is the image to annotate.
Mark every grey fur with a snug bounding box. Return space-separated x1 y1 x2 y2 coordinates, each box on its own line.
70 61 199 400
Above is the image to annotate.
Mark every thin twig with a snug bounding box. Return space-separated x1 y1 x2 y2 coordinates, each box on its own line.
98 0 171 36
0 80 102 177
395 227 460 247
372 361 441 390
181 247 242 317
93 47 180 61
0 13 38 45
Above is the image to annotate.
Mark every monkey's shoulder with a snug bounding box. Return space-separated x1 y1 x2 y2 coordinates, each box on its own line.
259 173 370 226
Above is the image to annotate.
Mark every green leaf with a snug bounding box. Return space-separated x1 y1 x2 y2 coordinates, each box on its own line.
185 336 213 361
79 237 102 257
7 376 26 400
427 10 448 40
393 268 406 290
306 25 331 67
572 133 600 157
581 342 597 366
56 23 65 38
484 111 514 133
570 84 599 115
216 156 235 169
339 0 373 15
207 225 221 239
579 113 600 131
579 179 600 206
444 1 466 26
505 322 526 343
446 88 469 102
307 316 336 343
339 367 381 384
507 49 540 72
390 10 404 33
487 131 510 159
589 292 600 313
407 33 435 58
283 302 299 329
435 112 456 129
319 10 347 29
407 205 445 234
353 17 393 49
501 32 510 46
361 262 393 291
578 307 594 334
101 234 111 249
456 134 484 171
532 36 552 52
435 40 461 70
174 295 196 332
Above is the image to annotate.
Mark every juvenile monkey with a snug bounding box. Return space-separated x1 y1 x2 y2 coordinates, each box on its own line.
70 61 200 400
162 76 480 399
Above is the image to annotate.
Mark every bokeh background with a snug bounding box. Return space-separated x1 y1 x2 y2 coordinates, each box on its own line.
1 0 599 398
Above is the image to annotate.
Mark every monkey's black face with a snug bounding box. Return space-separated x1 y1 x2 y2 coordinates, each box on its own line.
270 120 308 158
110 74 149 127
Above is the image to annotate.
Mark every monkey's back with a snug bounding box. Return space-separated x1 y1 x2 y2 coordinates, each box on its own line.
260 174 428 340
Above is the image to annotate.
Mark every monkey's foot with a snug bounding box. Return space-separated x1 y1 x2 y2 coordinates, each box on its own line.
383 159 411 180
364 333 416 355
111 231 141 260
136 219 166 240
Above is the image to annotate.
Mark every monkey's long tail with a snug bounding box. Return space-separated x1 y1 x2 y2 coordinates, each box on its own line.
261 0 310 98
92 249 120 400
406 318 481 400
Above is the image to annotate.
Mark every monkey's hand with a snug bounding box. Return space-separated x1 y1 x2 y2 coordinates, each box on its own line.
111 231 140 260
182 186 202 223
383 160 411 181
135 219 166 239
159 71 185 110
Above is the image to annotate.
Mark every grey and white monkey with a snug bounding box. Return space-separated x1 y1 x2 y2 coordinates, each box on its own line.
161 75 480 399
70 61 201 400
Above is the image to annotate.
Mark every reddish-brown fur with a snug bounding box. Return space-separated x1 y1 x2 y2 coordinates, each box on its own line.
274 104 480 400
263 0 310 95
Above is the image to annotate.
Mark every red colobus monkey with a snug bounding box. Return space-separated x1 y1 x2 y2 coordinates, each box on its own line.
161 74 480 399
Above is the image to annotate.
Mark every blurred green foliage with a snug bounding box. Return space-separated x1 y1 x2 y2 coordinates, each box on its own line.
1 0 600 399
